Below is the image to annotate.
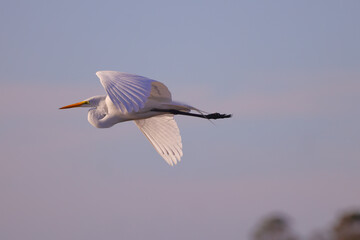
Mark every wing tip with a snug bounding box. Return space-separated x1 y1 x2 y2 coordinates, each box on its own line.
163 153 182 166
96 70 125 78
95 71 105 78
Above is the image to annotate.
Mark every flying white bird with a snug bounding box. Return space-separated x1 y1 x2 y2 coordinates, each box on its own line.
60 71 231 165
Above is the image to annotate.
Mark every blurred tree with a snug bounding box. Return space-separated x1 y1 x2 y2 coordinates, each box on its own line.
333 211 360 240
252 214 299 240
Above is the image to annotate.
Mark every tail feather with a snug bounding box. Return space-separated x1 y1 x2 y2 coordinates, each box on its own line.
160 101 206 115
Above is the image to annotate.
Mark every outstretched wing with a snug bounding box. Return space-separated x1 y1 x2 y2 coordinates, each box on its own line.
148 81 172 101
96 71 159 113
135 115 182 166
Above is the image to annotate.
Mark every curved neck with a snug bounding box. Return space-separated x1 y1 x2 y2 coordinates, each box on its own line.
88 109 117 128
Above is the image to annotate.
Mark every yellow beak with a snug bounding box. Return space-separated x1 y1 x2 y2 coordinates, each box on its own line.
59 101 88 109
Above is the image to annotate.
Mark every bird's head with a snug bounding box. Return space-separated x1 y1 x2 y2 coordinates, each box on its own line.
59 96 103 109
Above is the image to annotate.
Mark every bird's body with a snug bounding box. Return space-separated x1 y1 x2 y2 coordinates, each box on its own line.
86 95 161 128
60 71 231 165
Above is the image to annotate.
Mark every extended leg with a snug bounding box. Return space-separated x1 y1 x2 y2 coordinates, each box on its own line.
150 108 232 120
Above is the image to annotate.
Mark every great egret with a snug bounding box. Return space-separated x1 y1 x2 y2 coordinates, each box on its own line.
60 71 231 165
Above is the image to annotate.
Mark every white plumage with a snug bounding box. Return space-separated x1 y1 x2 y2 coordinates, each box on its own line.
97 71 154 113
60 71 230 165
135 114 182 166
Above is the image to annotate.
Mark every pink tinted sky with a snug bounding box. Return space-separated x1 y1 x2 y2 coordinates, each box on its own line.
1 70 359 240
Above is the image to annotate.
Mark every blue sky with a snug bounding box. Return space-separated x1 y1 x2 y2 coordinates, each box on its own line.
1 1 360 239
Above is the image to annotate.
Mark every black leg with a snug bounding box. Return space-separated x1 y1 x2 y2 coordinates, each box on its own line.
150 109 232 120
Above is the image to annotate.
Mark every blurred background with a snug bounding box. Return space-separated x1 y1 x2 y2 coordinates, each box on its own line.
0 1 359 239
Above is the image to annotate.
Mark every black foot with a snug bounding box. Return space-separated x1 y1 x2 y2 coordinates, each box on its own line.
205 113 232 119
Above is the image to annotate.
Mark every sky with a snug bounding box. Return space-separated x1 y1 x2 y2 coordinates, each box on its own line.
1 0 360 239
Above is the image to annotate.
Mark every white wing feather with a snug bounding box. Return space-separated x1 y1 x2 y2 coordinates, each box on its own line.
149 81 172 101
96 71 155 113
135 115 183 166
